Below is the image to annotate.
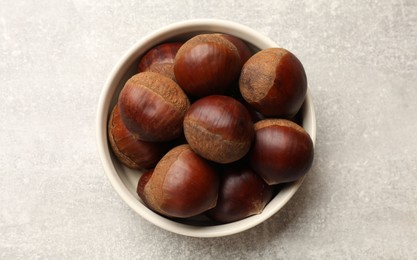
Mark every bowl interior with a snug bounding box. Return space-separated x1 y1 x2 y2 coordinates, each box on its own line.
97 19 316 237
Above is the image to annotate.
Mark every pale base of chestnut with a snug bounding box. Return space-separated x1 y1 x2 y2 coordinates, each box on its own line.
96 19 316 238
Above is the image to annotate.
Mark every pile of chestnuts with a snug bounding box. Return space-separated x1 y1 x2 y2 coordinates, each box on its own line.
108 33 314 224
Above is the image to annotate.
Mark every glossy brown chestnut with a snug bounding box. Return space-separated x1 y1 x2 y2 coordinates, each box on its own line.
140 144 219 218
118 71 190 142
240 48 307 118
138 42 183 81
183 95 255 164
206 163 273 223
219 34 253 67
249 119 314 185
137 169 154 205
108 105 171 169
173 34 243 97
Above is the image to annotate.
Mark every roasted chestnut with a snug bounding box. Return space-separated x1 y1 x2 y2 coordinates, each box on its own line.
249 119 314 185
183 95 255 164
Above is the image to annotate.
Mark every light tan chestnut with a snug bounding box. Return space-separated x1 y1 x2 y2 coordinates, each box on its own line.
139 144 219 218
118 72 190 142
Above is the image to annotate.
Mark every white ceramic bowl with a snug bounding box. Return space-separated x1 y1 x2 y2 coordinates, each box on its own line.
96 19 316 237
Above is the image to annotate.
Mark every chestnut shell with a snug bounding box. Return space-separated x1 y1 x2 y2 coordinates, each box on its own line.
183 95 255 164
138 42 183 81
108 105 170 169
137 169 154 205
206 163 273 223
174 34 241 97
240 48 307 118
249 119 314 185
118 72 190 142
220 34 252 67
141 144 220 218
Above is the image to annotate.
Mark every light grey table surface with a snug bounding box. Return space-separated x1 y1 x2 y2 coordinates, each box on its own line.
1 1 416 259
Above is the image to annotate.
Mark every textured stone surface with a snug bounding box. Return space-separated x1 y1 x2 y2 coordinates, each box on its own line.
1 0 417 259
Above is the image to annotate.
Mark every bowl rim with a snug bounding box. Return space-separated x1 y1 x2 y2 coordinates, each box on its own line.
96 18 316 237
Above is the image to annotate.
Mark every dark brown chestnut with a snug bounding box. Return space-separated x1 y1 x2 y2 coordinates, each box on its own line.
240 48 307 118
138 42 183 81
118 71 190 142
206 163 273 223
249 119 314 185
219 34 252 68
139 144 219 218
173 34 246 97
108 105 171 169
183 95 255 164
